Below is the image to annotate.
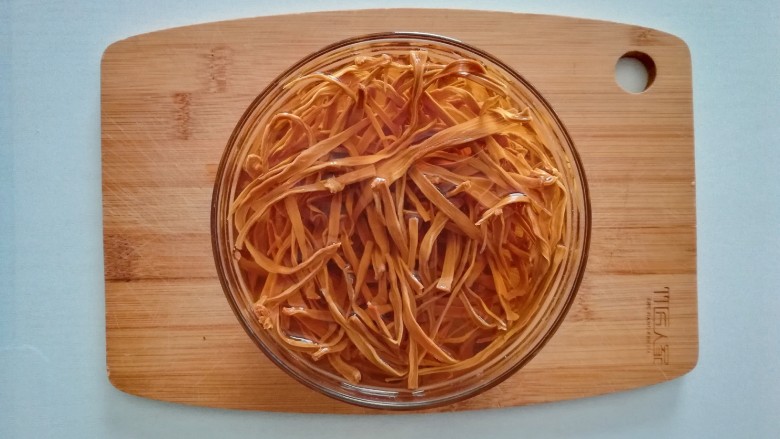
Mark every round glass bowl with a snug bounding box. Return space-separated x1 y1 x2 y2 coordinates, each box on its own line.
212 33 590 410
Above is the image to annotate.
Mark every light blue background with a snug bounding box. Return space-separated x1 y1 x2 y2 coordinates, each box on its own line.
2 1 779 437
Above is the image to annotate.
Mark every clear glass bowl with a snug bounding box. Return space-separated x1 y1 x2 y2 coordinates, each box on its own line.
212 32 590 410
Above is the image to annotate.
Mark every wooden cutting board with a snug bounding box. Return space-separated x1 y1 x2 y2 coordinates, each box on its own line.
102 9 697 413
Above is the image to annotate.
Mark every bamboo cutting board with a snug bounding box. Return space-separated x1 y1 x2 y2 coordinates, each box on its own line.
102 9 697 413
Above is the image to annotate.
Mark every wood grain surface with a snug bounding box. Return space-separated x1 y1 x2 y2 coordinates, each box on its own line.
102 9 697 413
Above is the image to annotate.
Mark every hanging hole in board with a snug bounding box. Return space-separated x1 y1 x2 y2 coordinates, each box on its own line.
615 51 656 93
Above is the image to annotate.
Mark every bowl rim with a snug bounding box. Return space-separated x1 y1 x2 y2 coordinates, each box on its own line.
211 31 592 410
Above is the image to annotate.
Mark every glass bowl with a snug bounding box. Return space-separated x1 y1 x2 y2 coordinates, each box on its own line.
212 32 590 410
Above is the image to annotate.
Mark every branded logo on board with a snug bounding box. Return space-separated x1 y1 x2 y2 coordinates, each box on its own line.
646 287 670 365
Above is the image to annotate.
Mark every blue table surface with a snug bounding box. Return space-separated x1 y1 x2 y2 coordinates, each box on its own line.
2 1 779 437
